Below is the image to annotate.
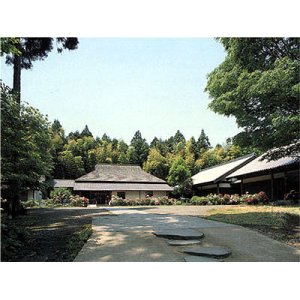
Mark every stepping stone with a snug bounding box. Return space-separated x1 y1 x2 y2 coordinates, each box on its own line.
167 240 202 246
182 246 232 258
153 229 205 240
184 255 221 262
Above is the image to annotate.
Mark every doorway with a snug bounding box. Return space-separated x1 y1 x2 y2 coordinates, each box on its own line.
93 191 112 205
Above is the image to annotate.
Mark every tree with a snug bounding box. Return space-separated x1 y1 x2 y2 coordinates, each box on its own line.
2 37 79 103
167 157 192 197
128 131 149 166
67 130 81 141
196 129 211 157
58 150 85 179
50 119 66 178
143 148 169 179
1 83 53 215
81 125 93 137
117 140 129 164
101 133 111 143
174 130 186 145
205 38 300 160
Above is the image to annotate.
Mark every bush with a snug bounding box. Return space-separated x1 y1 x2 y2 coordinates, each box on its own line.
108 195 176 206
241 191 269 205
190 196 209 205
69 195 89 207
228 194 241 205
50 188 72 204
22 199 40 208
206 193 224 205
109 195 126 206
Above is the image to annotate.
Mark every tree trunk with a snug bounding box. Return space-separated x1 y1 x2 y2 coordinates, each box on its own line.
13 54 21 104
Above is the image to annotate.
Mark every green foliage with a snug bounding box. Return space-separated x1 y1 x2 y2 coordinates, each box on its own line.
50 187 72 204
206 38 300 159
69 195 89 207
1 216 28 261
109 196 176 206
143 148 169 179
4 38 79 70
128 131 149 166
1 83 53 199
48 122 247 184
67 224 93 261
241 191 269 205
196 129 211 156
0 38 21 56
21 199 40 208
167 157 192 196
190 196 209 205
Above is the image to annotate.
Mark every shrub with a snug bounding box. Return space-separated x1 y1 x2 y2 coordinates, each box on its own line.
228 194 241 205
256 191 269 204
190 196 209 205
206 193 224 205
108 195 176 206
223 194 231 204
109 195 126 206
69 195 89 207
22 199 40 208
157 196 176 205
241 191 269 205
50 187 72 204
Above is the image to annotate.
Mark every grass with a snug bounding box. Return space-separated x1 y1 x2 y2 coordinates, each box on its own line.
66 224 93 261
203 205 300 248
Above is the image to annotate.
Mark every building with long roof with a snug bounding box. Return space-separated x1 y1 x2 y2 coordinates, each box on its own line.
52 164 173 204
227 153 300 200
192 154 256 195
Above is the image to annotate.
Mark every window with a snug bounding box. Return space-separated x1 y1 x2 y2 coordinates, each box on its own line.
117 192 126 199
145 191 153 198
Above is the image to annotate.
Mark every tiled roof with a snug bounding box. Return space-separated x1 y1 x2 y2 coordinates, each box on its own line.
227 154 300 178
52 179 75 188
192 154 256 186
74 182 173 191
76 164 166 183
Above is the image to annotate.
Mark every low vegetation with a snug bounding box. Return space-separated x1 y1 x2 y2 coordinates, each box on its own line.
1 208 105 262
202 205 300 249
109 195 176 206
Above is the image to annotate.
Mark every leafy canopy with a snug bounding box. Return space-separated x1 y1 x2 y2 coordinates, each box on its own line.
1 82 53 196
205 38 300 160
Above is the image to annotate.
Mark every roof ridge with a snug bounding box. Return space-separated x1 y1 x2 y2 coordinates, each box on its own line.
193 153 256 175
95 163 141 167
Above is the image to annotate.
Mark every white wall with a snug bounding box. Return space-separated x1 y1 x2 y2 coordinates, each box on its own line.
27 190 43 200
112 190 167 199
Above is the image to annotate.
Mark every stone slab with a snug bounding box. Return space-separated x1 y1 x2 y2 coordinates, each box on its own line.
153 229 205 240
167 240 202 246
182 246 232 258
184 255 221 262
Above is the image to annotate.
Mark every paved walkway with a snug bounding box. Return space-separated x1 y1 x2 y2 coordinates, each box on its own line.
74 207 300 262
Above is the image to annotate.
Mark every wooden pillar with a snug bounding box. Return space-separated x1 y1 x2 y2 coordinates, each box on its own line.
240 178 243 195
271 173 274 201
217 183 220 194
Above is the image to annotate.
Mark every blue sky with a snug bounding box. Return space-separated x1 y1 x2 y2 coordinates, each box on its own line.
1 38 240 145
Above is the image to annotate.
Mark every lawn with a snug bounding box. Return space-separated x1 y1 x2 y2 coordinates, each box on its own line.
202 205 300 249
1 208 108 262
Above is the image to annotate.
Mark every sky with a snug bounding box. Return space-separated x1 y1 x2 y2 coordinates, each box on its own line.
1 38 241 146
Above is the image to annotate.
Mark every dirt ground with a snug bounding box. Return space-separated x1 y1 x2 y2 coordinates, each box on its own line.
1 208 108 262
